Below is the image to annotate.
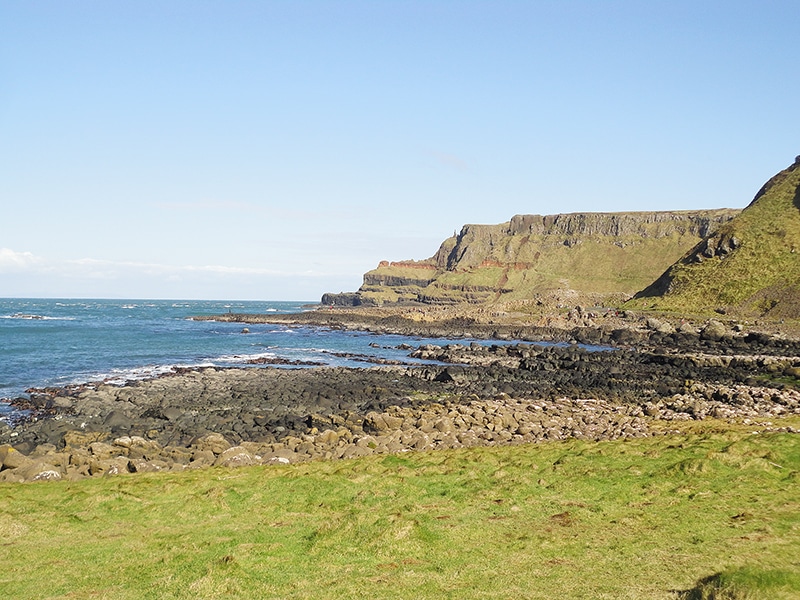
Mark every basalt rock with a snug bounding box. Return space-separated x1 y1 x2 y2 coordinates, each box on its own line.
2 331 799 481
324 209 738 307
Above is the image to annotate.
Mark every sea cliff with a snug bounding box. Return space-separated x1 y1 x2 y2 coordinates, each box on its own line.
325 209 738 308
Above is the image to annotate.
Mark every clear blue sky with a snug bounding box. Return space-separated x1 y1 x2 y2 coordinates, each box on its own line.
1 1 797 300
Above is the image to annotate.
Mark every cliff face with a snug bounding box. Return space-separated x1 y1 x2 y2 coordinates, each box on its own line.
437 211 734 273
630 157 800 318
324 208 739 307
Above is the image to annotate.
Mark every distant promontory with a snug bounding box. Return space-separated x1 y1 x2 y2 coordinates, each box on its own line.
325 156 800 320
324 209 739 309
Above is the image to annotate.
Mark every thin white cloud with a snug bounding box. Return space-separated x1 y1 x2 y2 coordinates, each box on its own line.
61 257 342 278
0 248 360 283
0 248 43 272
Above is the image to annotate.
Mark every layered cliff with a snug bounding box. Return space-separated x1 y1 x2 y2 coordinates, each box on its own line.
324 208 739 307
630 156 800 318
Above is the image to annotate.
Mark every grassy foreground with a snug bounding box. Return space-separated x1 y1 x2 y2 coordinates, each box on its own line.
1 420 799 600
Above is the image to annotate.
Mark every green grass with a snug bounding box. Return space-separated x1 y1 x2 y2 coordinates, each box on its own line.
1 420 799 599
680 566 800 599
627 162 800 317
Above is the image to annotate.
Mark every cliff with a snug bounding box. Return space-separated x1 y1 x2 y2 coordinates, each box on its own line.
324 208 739 308
629 156 800 318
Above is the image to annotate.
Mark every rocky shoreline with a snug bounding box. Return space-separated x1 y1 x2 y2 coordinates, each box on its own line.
194 306 800 348
2 317 800 483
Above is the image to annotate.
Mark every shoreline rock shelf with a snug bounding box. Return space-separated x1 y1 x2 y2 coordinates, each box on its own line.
2 338 799 482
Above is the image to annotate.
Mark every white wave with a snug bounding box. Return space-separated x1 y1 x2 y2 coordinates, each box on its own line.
1 313 75 321
79 361 217 387
291 347 330 354
214 351 278 363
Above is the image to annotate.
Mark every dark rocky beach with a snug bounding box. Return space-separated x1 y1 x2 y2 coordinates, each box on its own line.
2 311 799 483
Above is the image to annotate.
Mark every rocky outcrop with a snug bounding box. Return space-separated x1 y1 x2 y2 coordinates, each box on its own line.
321 292 362 307
506 211 724 237
325 209 738 307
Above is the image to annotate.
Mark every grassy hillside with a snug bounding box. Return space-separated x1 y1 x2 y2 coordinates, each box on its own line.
356 210 737 307
629 158 800 318
1 419 799 599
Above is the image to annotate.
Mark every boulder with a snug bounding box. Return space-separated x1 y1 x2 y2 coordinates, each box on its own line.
191 433 231 455
89 442 119 460
0 444 29 470
126 437 162 460
188 450 216 468
88 456 130 477
363 412 404 433
30 443 57 457
128 459 168 473
261 448 299 464
645 317 675 335
63 430 108 449
10 461 64 482
315 429 340 446
51 396 74 409
160 446 192 465
214 446 257 468
700 320 729 342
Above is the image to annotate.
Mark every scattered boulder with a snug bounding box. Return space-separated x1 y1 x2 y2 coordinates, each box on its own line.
89 442 119 461
64 431 109 449
191 433 231 455
214 446 258 468
0 444 29 470
11 460 62 482
700 320 729 342
645 317 675 335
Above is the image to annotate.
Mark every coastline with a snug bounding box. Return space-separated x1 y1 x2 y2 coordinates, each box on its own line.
194 304 800 344
2 314 799 482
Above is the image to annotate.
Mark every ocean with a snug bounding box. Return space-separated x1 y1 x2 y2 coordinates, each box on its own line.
0 298 503 418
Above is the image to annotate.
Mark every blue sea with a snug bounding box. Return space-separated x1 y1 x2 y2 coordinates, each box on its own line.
0 298 509 419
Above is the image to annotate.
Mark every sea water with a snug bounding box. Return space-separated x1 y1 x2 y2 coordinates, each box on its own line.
0 298 517 418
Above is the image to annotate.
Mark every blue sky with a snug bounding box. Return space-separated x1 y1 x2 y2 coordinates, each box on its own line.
1 1 797 300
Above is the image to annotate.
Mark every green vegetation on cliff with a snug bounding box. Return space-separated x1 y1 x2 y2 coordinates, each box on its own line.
346 210 738 307
629 157 800 318
1 421 799 599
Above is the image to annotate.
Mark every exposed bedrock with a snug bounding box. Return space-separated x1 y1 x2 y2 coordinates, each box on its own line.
1 334 799 481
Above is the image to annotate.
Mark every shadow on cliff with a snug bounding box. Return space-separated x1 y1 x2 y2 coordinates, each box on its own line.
631 270 672 299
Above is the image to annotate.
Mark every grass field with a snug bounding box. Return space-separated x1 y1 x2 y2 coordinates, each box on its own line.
1 419 799 599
